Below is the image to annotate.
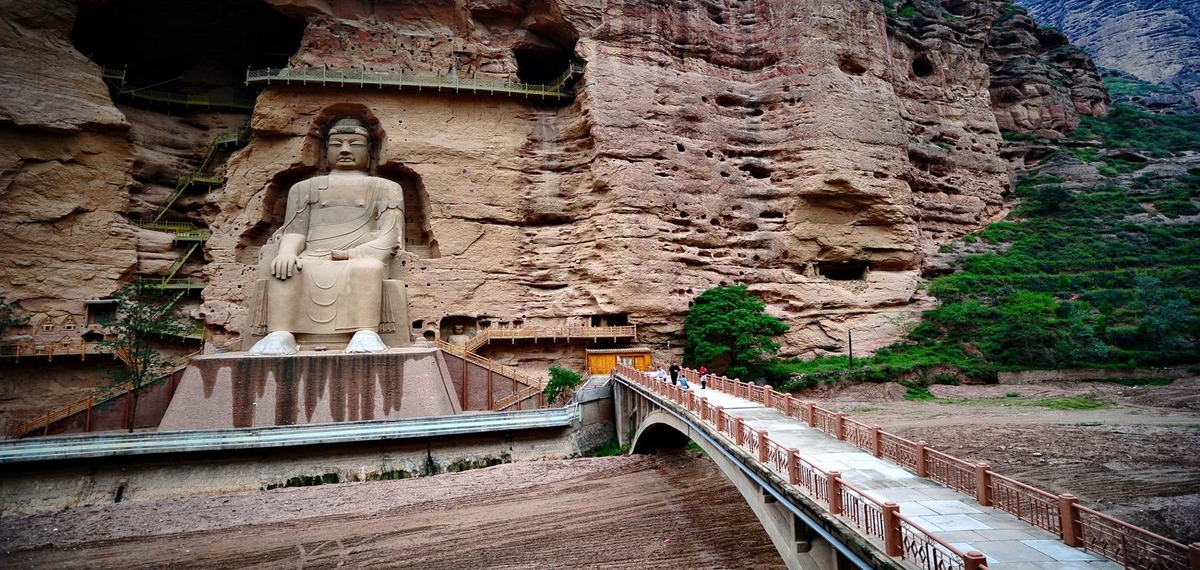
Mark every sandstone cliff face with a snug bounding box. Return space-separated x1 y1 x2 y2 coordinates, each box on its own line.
0 0 1108 373
1014 0 1200 105
0 0 136 320
985 5 1108 135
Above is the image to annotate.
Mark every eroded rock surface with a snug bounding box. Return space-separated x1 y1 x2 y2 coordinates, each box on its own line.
0 0 1108 371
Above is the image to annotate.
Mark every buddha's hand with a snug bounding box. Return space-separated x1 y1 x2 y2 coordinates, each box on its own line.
271 254 303 279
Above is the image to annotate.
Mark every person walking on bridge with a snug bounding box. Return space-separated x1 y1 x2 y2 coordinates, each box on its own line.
668 362 681 386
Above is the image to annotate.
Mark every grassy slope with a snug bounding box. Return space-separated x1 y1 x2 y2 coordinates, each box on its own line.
771 77 1200 391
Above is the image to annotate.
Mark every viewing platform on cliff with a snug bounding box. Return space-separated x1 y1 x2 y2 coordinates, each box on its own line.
245 63 583 100
464 325 637 353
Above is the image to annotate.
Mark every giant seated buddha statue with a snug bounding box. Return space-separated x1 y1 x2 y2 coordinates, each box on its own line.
245 117 409 355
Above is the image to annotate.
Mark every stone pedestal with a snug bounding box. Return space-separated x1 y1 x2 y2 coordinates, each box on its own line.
159 348 461 431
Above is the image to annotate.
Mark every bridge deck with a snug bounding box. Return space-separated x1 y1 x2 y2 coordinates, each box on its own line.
695 387 1120 569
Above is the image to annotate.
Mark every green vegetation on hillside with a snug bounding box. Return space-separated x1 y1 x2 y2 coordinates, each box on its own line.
768 75 1200 389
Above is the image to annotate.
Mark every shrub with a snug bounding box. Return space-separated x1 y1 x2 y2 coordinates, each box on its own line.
543 366 583 404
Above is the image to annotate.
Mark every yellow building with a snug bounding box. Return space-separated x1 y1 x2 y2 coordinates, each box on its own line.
585 348 652 375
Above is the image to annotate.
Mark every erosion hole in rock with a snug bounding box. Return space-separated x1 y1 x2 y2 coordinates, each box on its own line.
759 210 784 219
739 162 772 179
513 44 572 84
706 5 724 25
912 55 935 78
818 261 870 281
838 54 867 75
72 0 304 96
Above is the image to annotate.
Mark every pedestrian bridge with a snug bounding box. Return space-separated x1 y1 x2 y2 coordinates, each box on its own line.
612 364 1196 570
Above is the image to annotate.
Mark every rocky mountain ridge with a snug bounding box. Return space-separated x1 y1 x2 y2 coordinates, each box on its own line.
1014 0 1200 104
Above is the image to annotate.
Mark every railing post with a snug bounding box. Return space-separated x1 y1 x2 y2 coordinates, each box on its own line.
915 440 929 477
871 426 882 457
788 448 800 485
700 397 708 422
963 551 987 570
827 471 843 514
976 463 992 507
883 501 902 556
1059 494 1081 546
1188 543 1200 570
735 417 745 446
758 430 768 463
715 406 725 432
763 385 772 408
834 412 845 440
785 394 793 417
807 403 817 427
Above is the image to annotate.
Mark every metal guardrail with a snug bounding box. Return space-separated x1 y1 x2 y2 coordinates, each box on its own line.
0 405 581 463
245 63 584 100
637 365 1199 570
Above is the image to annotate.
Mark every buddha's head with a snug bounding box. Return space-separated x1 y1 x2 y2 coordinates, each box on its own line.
326 118 371 172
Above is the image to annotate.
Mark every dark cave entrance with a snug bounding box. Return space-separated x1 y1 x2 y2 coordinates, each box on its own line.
71 0 305 101
513 45 573 85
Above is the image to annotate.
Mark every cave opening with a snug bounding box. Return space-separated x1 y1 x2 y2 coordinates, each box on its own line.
912 55 935 78
513 45 572 84
71 0 305 98
818 261 870 281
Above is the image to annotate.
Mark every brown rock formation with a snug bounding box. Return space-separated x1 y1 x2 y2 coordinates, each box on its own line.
0 0 1110 388
985 5 1108 135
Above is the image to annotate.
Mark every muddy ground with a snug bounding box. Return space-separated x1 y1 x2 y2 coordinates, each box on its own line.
1 376 1197 568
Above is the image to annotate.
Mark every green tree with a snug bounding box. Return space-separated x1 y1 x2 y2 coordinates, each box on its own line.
979 291 1062 366
543 365 583 405
684 285 789 380
100 281 192 431
1132 273 1197 361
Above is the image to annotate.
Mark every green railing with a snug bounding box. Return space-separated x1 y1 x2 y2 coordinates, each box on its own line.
245 63 584 99
141 277 206 290
101 66 254 110
150 122 250 223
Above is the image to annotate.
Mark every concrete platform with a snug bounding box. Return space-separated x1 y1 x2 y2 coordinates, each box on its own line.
159 347 461 430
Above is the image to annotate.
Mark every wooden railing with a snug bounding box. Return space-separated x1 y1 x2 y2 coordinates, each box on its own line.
6 353 197 439
617 363 990 570
464 325 637 353
0 341 111 360
437 341 546 411
635 364 1200 570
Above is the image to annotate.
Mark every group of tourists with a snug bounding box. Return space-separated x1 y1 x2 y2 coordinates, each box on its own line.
654 363 709 390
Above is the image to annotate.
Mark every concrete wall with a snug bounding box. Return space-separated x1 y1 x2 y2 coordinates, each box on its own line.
1 394 615 516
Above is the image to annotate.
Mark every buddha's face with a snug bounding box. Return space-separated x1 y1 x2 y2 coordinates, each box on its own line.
327 132 370 171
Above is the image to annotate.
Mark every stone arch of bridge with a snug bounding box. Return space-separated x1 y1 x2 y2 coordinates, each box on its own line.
627 409 880 570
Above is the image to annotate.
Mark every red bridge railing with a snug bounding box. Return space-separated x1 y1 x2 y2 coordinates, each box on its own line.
617 364 1200 570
